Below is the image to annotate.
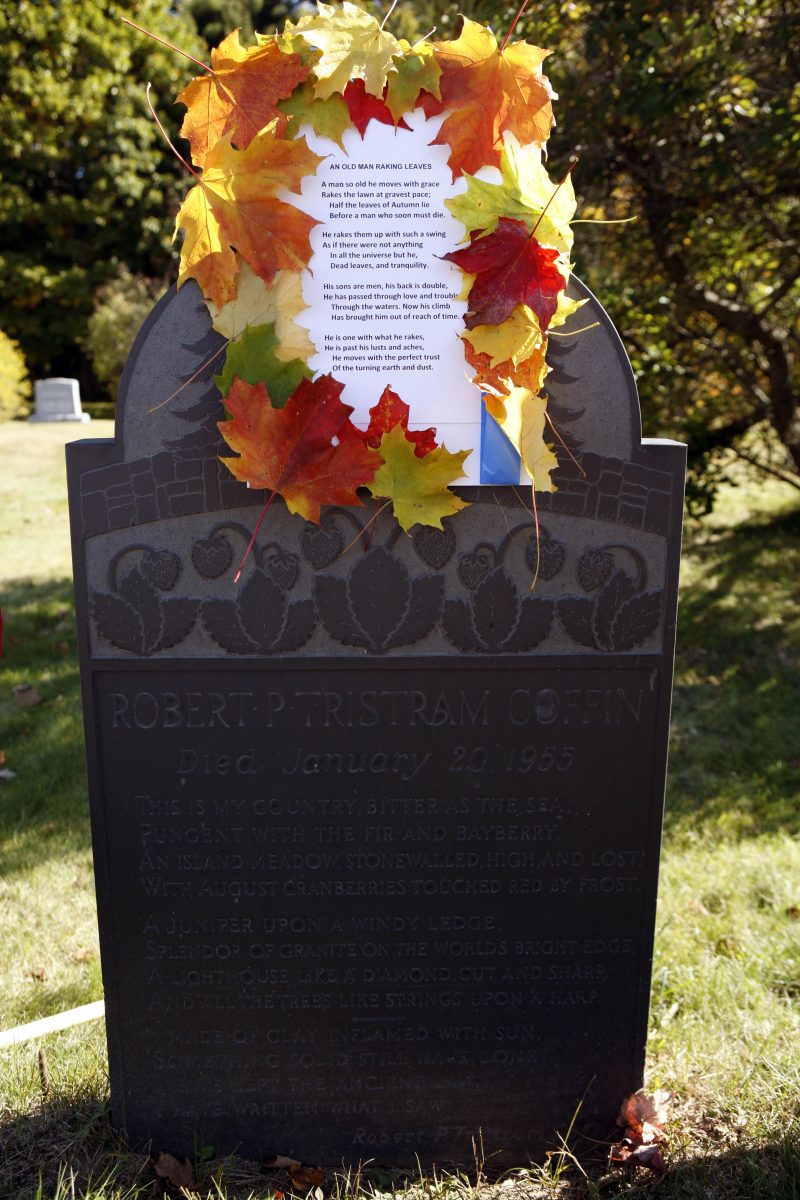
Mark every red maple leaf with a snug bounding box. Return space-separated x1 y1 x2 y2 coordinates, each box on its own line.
219 374 380 523
340 386 437 457
343 80 410 138
443 217 565 330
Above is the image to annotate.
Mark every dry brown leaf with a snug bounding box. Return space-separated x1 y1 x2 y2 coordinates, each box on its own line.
72 946 96 963
265 1156 302 1170
12 683 40 708
617 1087 670 1141
609 1139 667 1175
287 1163 325 1193
153 1151 197 1191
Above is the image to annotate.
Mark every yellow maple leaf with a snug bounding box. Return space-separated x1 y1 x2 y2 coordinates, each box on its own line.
464 304 545 368
385 39 442 123
290 1 401 99
369 424 470 532
447 133 576 255
206 260 315 363
483 388 558 491
173 123 322 309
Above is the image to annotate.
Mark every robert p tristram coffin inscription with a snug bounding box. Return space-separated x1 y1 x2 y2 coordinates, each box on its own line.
68 7 684 1168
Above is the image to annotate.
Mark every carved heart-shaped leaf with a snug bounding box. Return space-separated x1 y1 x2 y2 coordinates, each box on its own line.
275 599 316 651
202 599 259 654
442 599 482 652
155 599 199 651
92 592 145 655
607 590 663 651
385 576 444 650
314 575 369 648
502 596 554 651
593 570 638 651
557 596 596 648
237 570 287 650
346 548 410 652
471 568 519 651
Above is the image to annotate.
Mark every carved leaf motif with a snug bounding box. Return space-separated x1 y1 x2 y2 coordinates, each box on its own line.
385 575 444 650
92 592 145 655
557 597 597 648
155 599 199 651
442 599 483 652
412 523 456 569
201 599 259 654
238 570 287 650
471 568 519 651
592 570 638 650
607 590 663 651
502 596 554 650
275 600 317 651
347 548 410 652
117 568 164 653
314 576 369 648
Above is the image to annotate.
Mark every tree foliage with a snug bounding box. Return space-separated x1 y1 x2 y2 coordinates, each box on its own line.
0 330 31 422
392 0 799 507
0 0 205 390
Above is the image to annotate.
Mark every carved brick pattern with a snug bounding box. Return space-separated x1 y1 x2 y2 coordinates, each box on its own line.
79 451 674 539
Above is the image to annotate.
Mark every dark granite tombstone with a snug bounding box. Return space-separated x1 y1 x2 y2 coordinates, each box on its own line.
67 278 684 1166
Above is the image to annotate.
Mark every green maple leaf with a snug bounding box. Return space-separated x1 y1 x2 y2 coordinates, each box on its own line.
446 134 576 255
278 81 350 149
385 40 441 123
368 424 470 532
216 322 312 408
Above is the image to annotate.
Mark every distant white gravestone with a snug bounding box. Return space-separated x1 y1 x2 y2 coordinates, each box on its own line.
29 378 90 422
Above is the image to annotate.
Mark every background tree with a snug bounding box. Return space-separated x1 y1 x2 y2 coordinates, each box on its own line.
0 0 205 399
389 0 798 508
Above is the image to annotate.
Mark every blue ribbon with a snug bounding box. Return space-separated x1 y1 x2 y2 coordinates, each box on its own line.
480 401 521 484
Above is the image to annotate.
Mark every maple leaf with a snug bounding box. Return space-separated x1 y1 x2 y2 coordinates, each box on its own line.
173 123 322 308
219 374 380 523
463 334 548 396
385 40 442 123
423 18 553 178
216 322 312 406
368 424 470 532
443 217 565 329
464 303 545 368
343 80 410 137
483 388 558 491
341 386 437 457
290 2 401 100
153 1152 196 1190
177 31 309 169
279 80 350 148
207 259 316 363
446 133 576 254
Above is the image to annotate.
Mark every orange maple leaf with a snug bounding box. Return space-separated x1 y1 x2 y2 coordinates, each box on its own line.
423 18 553 178
174 123 322 308
219 375 380 523
177 31 309 169
462 336 548 396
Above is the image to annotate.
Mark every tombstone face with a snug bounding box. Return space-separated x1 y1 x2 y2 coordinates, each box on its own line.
31 377 89 422
67 278 684 1165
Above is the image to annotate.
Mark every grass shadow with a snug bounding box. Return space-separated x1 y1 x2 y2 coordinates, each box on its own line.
665 506 800 838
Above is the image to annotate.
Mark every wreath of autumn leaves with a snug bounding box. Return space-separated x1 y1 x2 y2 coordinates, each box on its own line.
136 2 581 571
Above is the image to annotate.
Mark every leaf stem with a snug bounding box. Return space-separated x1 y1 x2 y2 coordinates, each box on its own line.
148 342 227 413
233 491 277 583
544 408 586 476
120 15 212 73
380 0 400 31
146 83 201 180
530 158 578 240
500 0 531 53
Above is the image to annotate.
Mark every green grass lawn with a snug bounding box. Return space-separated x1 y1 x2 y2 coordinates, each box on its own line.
0 422 798 1199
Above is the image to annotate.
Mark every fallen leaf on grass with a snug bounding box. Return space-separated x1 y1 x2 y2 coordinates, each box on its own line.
617 1087 670 1142
153 1151 197 1190
609 1140 667 1175
0 768 16 781
785 906 799 921
28 967 47 982
287 1163 325 1193
12 683 40 708
72 946 97 963
264 1156 302 1170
